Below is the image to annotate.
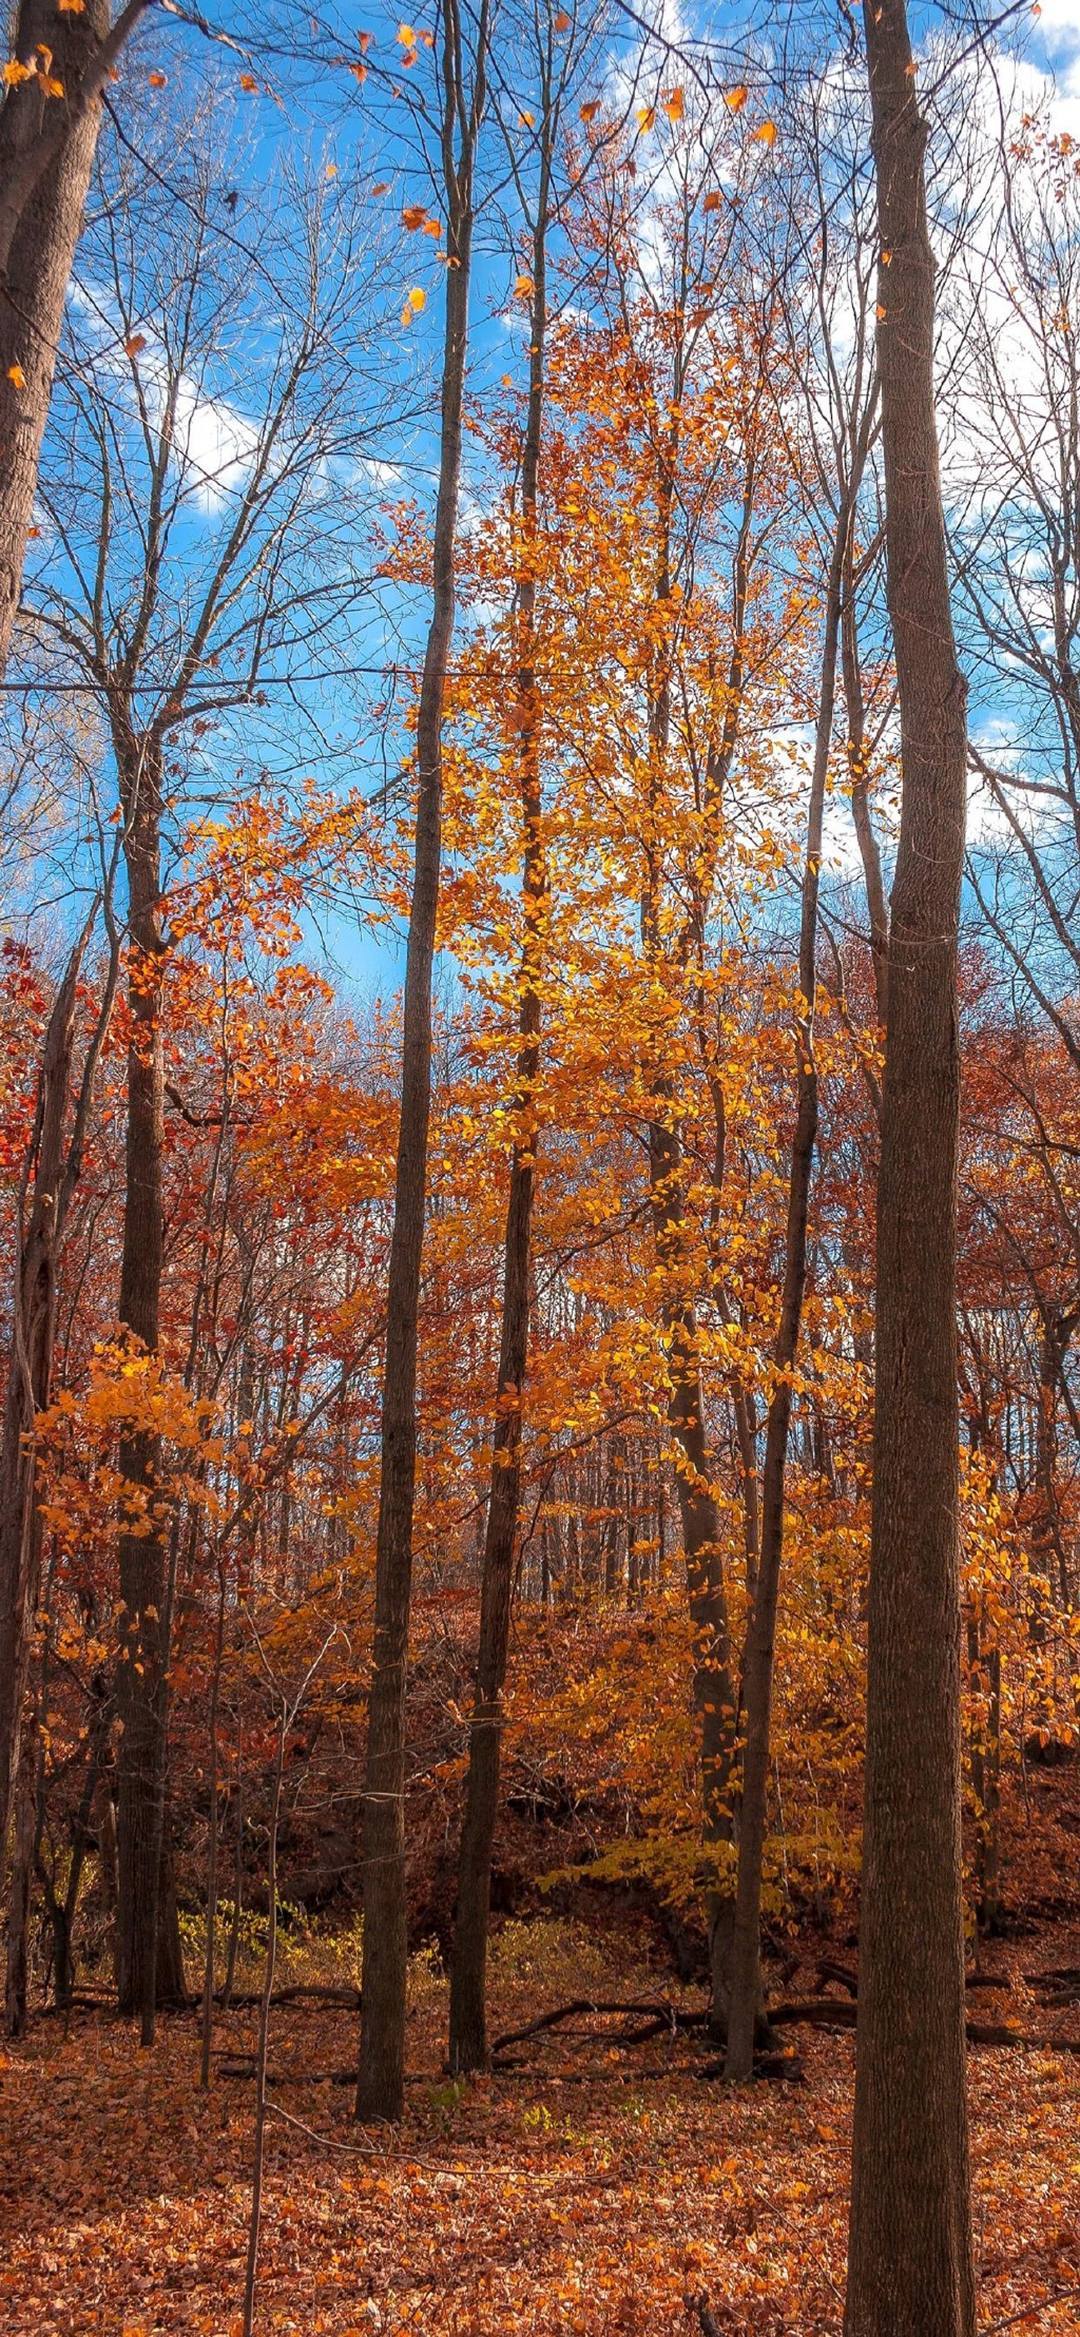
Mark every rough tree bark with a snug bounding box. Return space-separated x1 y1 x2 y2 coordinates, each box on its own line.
0 0 149 679
845 4 975 2331
356 0 488 2125
447 84 551 2077
0 938 85 1859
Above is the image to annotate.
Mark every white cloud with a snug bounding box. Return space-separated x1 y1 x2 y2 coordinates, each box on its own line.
68 280 259 515
1031 0 1080 49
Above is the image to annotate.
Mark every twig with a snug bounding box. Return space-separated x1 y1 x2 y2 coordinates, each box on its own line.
985 2286 1080 2334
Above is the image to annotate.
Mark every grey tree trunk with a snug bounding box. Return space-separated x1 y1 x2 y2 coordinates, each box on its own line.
845 5 975 2330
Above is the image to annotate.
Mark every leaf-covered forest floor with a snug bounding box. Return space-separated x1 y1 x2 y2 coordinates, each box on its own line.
2 1911 1079 2337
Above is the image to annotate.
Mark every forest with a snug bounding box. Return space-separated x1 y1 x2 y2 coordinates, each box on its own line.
0 0 1078 2331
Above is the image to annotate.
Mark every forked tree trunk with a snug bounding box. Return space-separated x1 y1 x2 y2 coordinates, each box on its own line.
845 5 974 2331
448 134 550 2076
0 0 121 680
357 0 487 2126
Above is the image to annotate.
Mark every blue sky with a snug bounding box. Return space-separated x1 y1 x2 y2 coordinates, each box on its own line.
10 0 1079 1010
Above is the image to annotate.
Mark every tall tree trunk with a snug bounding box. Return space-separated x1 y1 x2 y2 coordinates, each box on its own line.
4 1717 39 2033
842 538 889 1029
845 6 974 2331
0 0 132 680
0 936 86 1857
724 511 847 2080
447 137 550 2072
114 735 170 2042
649 1106 739 2036
641 356 751 2044
357 0 487 2125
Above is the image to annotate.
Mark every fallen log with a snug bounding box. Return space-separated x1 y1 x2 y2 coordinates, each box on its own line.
814 1958 858 1996
217 1982 361 2010
810 1959 1009 1998
491 1998 706 2056
767 1998 1080 2054
769 1997 856 2031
